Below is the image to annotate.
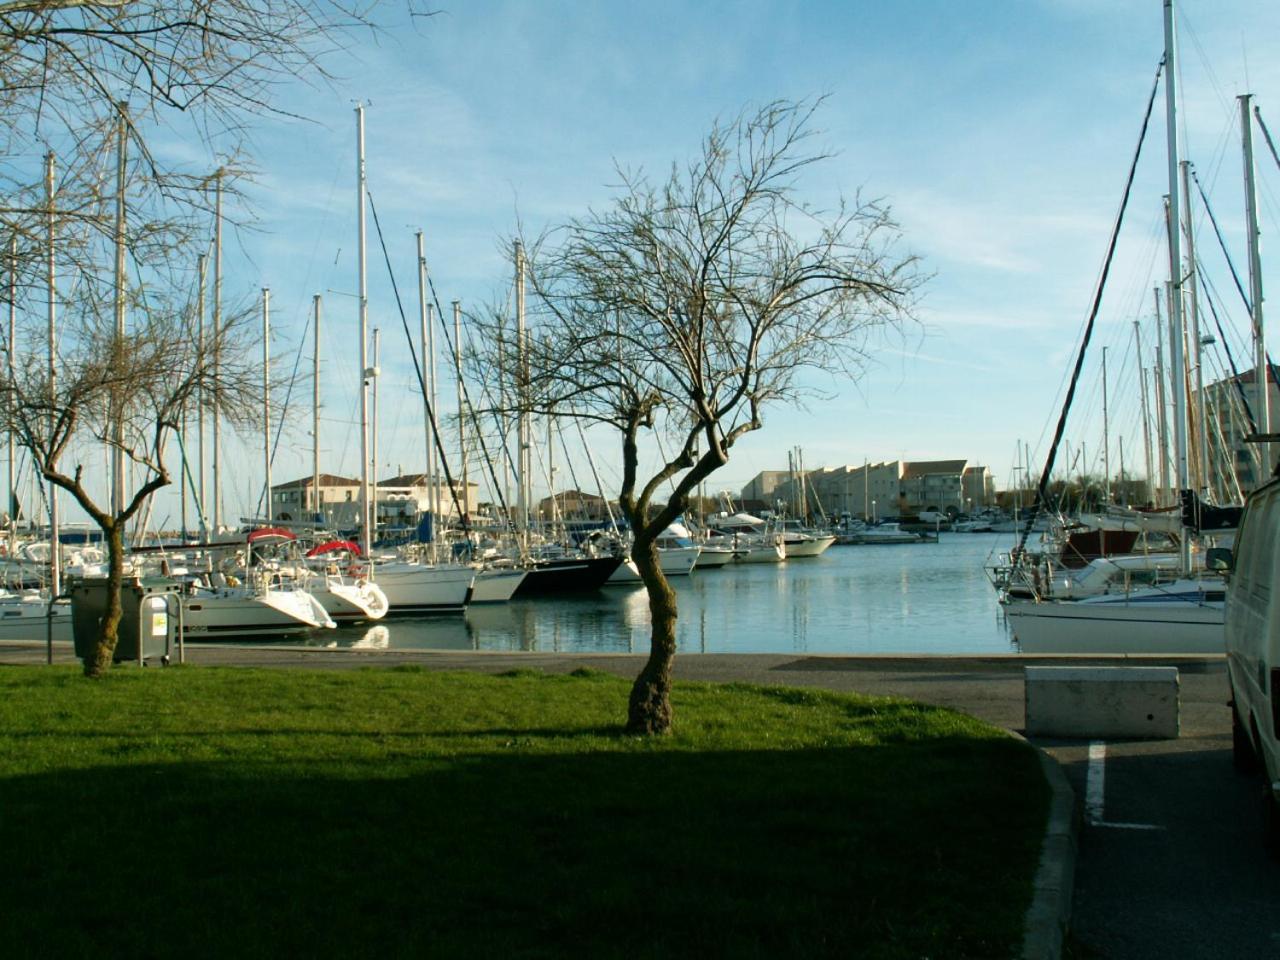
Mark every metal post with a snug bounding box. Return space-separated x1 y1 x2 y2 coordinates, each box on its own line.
112 103 127 518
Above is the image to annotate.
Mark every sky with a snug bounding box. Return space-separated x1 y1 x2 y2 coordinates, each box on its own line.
45 0 1280 528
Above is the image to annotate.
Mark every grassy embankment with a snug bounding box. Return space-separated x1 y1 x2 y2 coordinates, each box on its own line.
0 665 1048 958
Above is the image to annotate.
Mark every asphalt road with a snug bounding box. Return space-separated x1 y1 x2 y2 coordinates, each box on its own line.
3 643 1277 957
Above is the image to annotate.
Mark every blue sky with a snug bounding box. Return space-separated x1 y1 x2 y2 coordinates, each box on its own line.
109 0 1280 526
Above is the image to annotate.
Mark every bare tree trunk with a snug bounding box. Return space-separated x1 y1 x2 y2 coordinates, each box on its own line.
627 534 677 734
83 522 124 678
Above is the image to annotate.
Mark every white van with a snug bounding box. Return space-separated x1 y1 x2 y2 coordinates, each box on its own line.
1223 474 1280 853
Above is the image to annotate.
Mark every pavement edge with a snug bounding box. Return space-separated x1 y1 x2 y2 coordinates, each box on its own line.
1019 740 1077 960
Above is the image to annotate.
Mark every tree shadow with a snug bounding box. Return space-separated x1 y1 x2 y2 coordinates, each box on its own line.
1 738 1044 959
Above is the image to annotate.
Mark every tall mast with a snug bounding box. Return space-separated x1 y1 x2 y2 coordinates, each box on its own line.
7 236 16 536
312 294 321 522
111 103 127 518
45 152 60 612
427 302 439 551
415 231 435 536
1162 0 1191 571
1154 288 1170 504
261 287 271 523
1101 346 1111 504
1240 93 1271 480
515 241 528 535
1180 159 1209 495
1134 319 1154 503
212 170 223 536
453 300 466 522
196 254 206 531
355 103 371 558
371 326 380 542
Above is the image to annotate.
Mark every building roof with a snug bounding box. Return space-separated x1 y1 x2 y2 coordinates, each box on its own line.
272 473 360 490
901 459 967 479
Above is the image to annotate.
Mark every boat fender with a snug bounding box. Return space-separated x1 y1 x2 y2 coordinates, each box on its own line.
356 579 367 589
225 574 240 588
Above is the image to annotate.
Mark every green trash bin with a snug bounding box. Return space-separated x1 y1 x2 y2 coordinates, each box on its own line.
70 576 181 665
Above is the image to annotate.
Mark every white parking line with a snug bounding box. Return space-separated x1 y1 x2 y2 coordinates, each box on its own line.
1085 740 1165 831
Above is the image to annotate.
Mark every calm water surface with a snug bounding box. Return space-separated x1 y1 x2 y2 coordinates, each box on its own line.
292 532 1018 655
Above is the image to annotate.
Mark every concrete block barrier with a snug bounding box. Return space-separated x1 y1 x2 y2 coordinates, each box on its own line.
1025 666 1180 740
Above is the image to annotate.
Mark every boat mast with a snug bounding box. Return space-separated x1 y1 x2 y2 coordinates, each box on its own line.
453 300 466 524
1180 160 1209 496
7 236 15 537
1239 93 1272 480
415 231 435 545
45 151 60 622
1153 287 1170 504
1134 320 1155 503
1102 346 1111 504
212 170 223 537
372 326 380 543
1162 0 1192 571
515 241 529 543
196 254 206 530
312 294 321 522
355 103 371 558
111 103 127 518
427 302 439 556
261 287 271 523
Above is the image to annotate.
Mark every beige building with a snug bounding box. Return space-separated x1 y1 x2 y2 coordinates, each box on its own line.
536 489 612 521
270 472 478 527
1201 367 1280 496
744 460 995 520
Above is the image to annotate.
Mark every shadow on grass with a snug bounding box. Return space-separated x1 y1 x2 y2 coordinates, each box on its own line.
1 739 1044 960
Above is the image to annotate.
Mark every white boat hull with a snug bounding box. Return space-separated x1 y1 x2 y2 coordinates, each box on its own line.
317 579 389 622
0 596 72 642
781 535 836 558
1004 595 1224 654
369 563 474 614
469 567 527 603
182 588 335 640
693 546 734 568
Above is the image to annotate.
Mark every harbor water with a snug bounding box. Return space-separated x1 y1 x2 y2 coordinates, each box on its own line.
292 532 1019 655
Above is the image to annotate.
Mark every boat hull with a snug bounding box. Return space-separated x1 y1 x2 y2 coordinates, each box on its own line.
515 556 624 595
1004 597 1224 654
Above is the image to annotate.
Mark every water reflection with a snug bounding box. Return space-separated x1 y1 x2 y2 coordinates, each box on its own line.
295 535 1018 655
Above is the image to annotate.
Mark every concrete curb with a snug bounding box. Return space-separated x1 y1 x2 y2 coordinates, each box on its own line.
1020 741 1077 960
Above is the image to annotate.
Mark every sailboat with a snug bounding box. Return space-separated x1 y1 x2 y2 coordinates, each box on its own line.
1003 0 1229 655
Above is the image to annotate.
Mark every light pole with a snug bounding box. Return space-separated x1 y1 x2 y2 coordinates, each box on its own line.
872 499 877 523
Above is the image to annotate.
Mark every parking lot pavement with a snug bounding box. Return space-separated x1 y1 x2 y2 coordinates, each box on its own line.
1040 715 1280 957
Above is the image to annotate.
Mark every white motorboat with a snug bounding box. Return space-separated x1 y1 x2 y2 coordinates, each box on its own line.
779 524 836 558
846 522 924 545
1003 578 1226 654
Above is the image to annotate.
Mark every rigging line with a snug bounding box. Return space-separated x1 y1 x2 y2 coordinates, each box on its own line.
1015 55 1164 563
425 264 524 529
1191 167 1252 314
254 310 312 519
1192 167 1280 396
363 189 470 530
1197 263 1258 430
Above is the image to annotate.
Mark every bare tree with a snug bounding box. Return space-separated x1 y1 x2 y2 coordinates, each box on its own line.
475 100 923 734
2 295 261 677
0 1 421 673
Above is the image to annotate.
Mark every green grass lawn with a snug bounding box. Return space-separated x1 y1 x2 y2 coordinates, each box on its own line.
0 665 1048 959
